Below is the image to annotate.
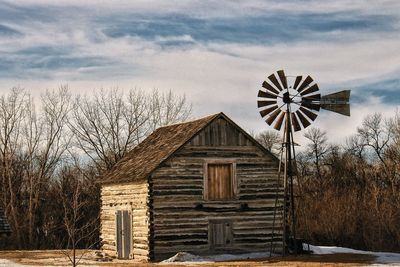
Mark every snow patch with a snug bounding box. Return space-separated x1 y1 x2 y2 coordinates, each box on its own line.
307 244 400 264
0 259 55 267
163 246 400 265
0 258 100 267
161 252 212 263
161 251 271 263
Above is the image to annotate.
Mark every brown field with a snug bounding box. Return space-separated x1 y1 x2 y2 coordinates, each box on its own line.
0 250 377 266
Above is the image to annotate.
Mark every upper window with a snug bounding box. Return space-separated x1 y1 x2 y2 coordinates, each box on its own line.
204 161 236 200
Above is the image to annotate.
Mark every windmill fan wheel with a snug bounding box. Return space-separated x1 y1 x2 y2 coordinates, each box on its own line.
257 70 322 132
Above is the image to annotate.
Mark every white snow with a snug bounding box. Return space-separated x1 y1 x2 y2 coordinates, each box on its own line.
162 245 400 265
0 258 100 267
0 259 26 267
307 244 400 265
0 259 61 267
161 251 272 264
1 245 399 266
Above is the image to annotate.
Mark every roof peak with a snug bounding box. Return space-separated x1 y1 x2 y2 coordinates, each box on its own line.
157 112 223 129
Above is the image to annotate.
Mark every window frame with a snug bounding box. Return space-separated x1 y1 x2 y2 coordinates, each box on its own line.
203 159 237 201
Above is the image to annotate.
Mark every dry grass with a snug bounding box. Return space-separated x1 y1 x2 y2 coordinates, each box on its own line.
0 250 376 266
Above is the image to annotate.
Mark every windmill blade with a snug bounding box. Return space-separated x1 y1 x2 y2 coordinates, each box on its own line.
258 90 277 99
262 81 280 95
291 113 301 132
266 109 282 125
301 101 320 111
268 73 283 91
260 105 279 118
274 112 286 130
302 94 321 102
296 110 311 128
300 84 319 96
321 103 350 116
299 107 318 121
277 70 288 89
297 76 313 93
293 76 302 90
257 100 276 108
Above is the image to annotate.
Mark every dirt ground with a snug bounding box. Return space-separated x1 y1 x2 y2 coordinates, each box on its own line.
0 250 377 267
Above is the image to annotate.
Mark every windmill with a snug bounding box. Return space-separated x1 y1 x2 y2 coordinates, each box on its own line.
257 69 350 256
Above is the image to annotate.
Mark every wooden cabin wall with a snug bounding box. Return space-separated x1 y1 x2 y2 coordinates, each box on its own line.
100 182 150 261
149 118 284 261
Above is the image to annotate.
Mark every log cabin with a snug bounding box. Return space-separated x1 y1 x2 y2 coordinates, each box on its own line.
100 112 284 261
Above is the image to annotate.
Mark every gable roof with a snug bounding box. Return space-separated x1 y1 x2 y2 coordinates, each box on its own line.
0 207 11 235
101 112 276 185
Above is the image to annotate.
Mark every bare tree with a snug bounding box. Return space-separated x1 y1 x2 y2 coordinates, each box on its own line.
345 134 366 159
387 111 400 165
58 165 99 267
304 127 329 181
255 130 281 155
69 88 191 171
69 89 147 171
25 87 71 247
0 88 27 247
383 111 400 194
148 89 192 130
357 113 393 166
22 93 41 247
0 87 72 248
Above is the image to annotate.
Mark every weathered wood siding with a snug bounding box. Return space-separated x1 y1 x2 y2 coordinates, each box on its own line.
149 118 284 260
100 182 150 261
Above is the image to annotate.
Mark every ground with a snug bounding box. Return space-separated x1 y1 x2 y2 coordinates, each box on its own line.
0 249 387 267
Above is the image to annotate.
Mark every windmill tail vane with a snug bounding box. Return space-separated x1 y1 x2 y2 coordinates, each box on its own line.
257 69 351 256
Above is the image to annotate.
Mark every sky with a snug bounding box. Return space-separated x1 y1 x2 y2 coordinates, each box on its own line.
0 0 399 146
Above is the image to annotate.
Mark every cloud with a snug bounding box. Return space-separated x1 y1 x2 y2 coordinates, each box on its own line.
0 1 399 146
98 12 397 46
4 1 400 19
352 78 400 105
0 24 21 36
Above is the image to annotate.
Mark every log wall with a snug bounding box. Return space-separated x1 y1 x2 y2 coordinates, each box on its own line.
149 118 284 260
100 182 150 261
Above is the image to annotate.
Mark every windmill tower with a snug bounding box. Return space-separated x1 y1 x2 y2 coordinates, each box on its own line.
257 70 350 255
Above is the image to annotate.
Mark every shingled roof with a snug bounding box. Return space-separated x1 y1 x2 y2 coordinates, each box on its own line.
0 207 11 235
101 113 221 184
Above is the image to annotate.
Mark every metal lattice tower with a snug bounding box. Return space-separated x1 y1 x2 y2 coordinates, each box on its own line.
257 69 350 256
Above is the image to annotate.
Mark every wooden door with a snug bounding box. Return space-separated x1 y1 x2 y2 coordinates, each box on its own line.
116 210 132 259
206 163 234 200
209 220 233 249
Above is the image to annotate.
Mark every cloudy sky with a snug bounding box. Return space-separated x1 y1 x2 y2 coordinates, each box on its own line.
0 0 399 145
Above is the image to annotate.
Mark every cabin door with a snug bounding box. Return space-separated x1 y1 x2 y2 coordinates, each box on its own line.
116 210 132 259
209 220 233 249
